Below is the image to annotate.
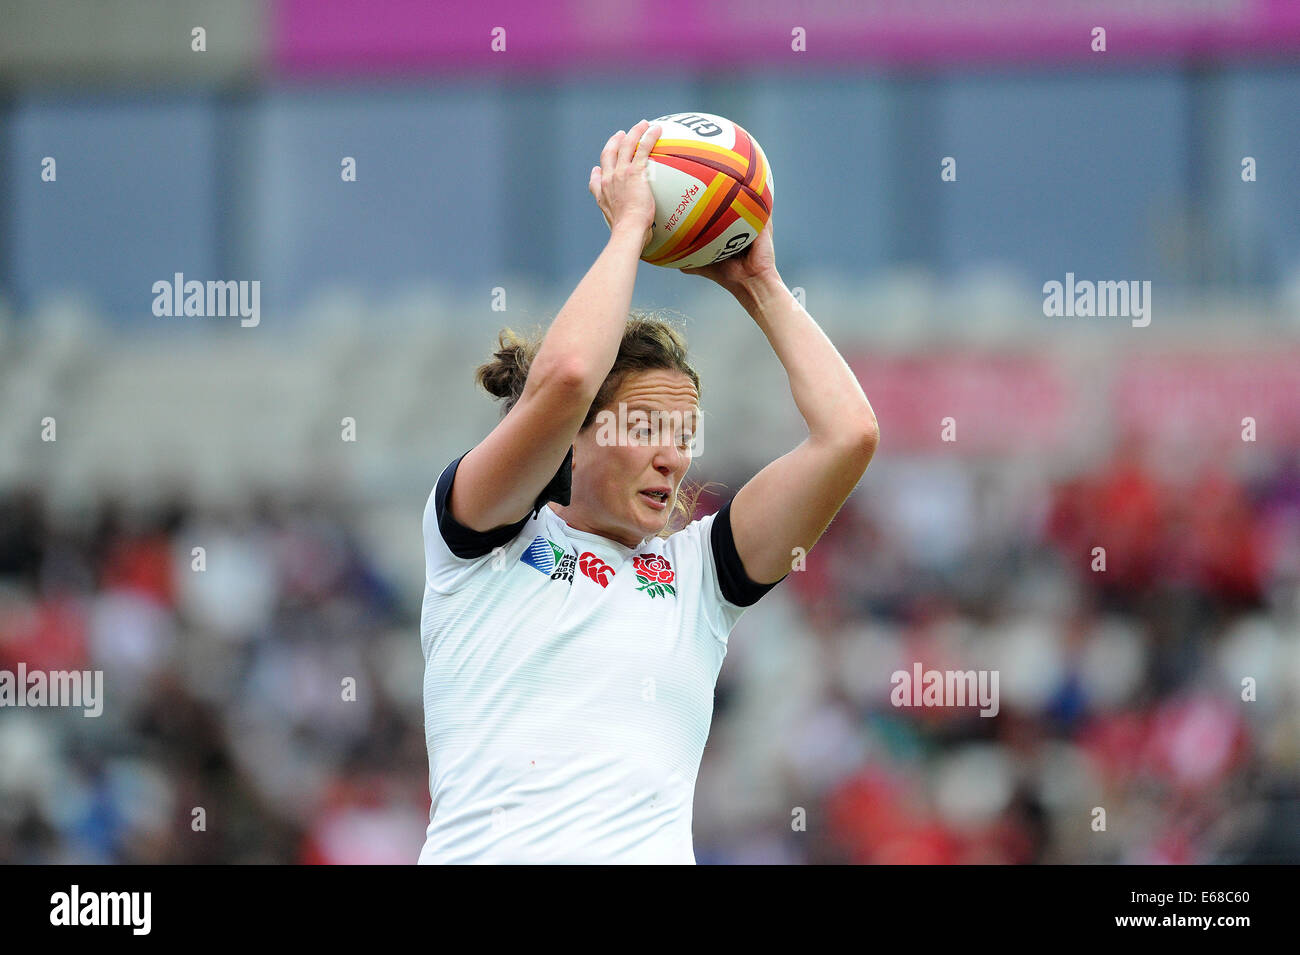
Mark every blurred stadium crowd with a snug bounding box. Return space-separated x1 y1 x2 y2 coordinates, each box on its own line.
697 445 1300 863
2 368 1296 862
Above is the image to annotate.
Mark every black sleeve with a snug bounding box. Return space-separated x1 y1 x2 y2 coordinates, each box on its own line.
709 498 787 607
434 447 573 560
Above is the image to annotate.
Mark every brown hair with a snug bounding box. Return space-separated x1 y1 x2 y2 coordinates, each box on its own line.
474 308 717 536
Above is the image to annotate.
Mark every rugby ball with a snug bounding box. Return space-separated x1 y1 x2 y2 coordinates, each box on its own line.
641 112 774 269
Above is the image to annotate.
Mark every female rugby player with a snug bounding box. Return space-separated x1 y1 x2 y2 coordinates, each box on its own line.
418 119 878 863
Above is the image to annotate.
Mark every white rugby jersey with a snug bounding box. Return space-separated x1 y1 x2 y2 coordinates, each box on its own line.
418 450 785 864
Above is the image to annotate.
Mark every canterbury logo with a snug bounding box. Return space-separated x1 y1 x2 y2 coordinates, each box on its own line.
578 551 615 588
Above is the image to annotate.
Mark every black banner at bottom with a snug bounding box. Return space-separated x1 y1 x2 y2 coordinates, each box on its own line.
0 863 1286 941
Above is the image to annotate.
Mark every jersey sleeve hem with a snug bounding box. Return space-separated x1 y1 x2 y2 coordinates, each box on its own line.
708 498 788 608
434 451 531 560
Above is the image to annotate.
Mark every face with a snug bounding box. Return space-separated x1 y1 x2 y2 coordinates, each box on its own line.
559 368 700 548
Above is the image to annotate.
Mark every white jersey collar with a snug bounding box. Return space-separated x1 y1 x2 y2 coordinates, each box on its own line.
543 505 649 557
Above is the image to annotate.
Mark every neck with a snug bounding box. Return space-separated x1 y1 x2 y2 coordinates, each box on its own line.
548 502 645 548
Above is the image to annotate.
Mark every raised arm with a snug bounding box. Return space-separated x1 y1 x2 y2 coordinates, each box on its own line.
451 121 662 532
683 220 879 584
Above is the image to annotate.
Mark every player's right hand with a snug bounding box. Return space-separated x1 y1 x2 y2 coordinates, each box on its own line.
590 120 661 252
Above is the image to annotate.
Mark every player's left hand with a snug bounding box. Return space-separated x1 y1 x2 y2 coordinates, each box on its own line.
680 217 777 291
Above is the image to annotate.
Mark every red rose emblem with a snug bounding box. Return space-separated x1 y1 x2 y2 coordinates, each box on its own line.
633 554 674 585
